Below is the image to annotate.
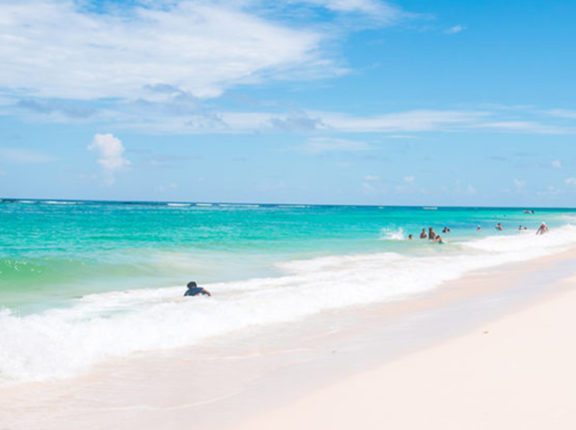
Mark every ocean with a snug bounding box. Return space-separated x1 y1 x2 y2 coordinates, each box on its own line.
1 199 576 382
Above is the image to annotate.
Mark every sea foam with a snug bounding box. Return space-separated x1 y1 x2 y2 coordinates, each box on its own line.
1 226 576 383
379 227 405 241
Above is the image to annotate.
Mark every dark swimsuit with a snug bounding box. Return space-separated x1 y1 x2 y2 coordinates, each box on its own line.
184 287 210 297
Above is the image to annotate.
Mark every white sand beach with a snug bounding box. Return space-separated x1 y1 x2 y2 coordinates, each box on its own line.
2 249 576 430
236 268 576 430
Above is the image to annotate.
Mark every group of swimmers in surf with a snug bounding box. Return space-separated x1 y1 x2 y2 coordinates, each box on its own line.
405 221 550 243
185 217 551 297
406 226 449 244
492 221 549 235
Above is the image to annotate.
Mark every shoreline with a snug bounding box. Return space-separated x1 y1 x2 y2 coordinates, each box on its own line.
2 247 576 429
235 261 576 430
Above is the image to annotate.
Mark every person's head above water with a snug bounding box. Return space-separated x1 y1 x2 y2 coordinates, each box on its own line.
187 281 198 289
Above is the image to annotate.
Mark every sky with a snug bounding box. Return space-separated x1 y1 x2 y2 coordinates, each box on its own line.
1 0 576 206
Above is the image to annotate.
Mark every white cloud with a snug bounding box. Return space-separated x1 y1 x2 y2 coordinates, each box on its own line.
445 24 466 34
317 110 489 133
304 137 369 153
0 147 56 164
88 133 131 184
551 159 562 169
547 109 576 119
293 0 405 21
363 175 379 181
112 107 576 135
5 98 576 136
403 175 415 183
476 120 568 134
0 1 329 100
565 177 576 187
513 178 526 192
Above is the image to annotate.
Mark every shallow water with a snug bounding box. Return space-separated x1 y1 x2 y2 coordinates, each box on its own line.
0 199 574 381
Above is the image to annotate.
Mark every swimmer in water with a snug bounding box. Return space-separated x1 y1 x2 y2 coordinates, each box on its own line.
428 227 437 240
184 281 211 297
420 228 428 239
536 222 549 235
408 234 413 240
435 235 444 244
496 223 503 231
442 226 451 234
476 225 481 231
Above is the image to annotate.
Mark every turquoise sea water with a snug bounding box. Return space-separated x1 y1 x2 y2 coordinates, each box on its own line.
1 198 573 312
2 199 576 382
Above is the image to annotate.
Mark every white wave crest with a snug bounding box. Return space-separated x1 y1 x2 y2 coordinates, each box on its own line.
463 224 576 254
166 203 191 207
44 201 79 205
379 227 405 241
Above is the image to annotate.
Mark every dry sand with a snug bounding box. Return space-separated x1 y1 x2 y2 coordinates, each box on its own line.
236 274 576 430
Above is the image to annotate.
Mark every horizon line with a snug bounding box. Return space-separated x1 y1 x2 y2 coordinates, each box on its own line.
1 196 573 211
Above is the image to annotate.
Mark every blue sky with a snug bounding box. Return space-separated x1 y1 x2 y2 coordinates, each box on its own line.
1 0 575 206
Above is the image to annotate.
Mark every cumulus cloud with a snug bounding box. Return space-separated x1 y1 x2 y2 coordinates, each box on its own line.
565 177 576 187
403 175 415 183
551 159 562 169
88 133 131 184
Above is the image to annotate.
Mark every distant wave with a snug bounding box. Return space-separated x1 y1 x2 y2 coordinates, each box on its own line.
219 204 260 208
44 201 79 205
166 203 191 207
195 203 213 207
